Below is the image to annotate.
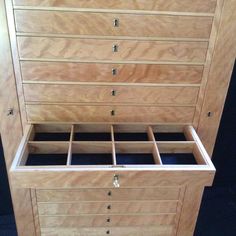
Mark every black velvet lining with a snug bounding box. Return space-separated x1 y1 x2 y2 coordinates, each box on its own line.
34 133 70 141
114 133 149 141
154 132 186 141
71 154 113 165
26 154 67 166
116 153 155 165
161 153 197 165
74 133 111 141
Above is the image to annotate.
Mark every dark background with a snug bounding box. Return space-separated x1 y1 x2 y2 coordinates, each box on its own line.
0 63 235 236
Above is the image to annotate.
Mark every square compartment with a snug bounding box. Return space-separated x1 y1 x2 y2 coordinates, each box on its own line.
154 132 186 141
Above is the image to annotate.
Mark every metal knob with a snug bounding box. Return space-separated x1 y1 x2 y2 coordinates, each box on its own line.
107 218 111 223
111 89 116 96
112 68 117 76
107 205 111 210
112 44 118 52
110 110 115 116
106 230 110 234
113 18 119 27
113 174 120 188
108 191 112 196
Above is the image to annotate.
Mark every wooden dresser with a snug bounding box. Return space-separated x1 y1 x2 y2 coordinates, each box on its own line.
0 0 236 236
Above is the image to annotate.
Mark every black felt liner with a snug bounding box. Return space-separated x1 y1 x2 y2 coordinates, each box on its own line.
114 133 149 141
71 154 113 165
74 133 111 141
26 154 67 166
161 153 197 165
154 132 186 141
34 133 70 141
116 153 155 165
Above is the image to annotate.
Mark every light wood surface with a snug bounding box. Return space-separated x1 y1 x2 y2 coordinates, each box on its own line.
21 62 203 84
13 0 217 13
25 105 195 123
17 37 208 63
23 84 199 105
38 201 178 215
15 10 213 39
36 188 180 202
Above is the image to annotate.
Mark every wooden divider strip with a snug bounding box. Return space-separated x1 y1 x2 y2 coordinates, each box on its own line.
66 125 74 165
111 125 117 165
147 126 162 165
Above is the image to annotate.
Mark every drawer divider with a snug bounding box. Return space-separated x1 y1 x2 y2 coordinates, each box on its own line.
66 125 74 166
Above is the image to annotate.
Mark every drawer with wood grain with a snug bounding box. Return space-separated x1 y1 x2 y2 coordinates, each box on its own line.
39 214 176 227
40 226 174 236
23 84 199 105
15 10 213 39
20 62 203 84
17 37 208 63
38 201 178 215
36 188 180 202
25 104 195 123
13 0 217 13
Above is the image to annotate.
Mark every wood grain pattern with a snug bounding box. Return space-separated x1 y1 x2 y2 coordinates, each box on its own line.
23 84 199 105
36 188 180 202
20 62 203 84
39 214 176 227
15 10 213 39
38 201 178 215
13 0 217 13
25 104 195 123
17 37 209 63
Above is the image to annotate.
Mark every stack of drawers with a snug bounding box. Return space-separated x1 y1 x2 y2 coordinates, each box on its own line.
36 187 182 236
12 0 216 123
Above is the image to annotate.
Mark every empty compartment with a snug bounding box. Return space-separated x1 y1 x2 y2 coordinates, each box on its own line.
113 125 150 141
115 143 157 165
32 124 71 141
74 124 111 141
158 142 204 165
24 143 69 166
71 142 113 165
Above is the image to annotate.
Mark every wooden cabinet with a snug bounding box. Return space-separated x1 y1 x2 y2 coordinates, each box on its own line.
1 0 235 235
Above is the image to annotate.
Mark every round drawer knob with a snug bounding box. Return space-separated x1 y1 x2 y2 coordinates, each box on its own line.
107 205 111 210
113 18 119 27
113 174 120 188
112 68 117 76
110 110 115 116
108 191 112 196
106 230 110 234
112 44 118 52
111 89 117 96
107 218 111 223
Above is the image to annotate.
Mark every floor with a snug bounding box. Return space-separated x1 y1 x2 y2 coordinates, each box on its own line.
0 64 235 235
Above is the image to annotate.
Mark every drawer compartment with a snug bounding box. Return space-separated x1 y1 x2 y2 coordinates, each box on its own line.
25 105 195 123
17 37 208 63
15 10 212 39
11 123 215 189
36 188 180 202
13 0 217 13
21 62 203 84
23 84 199 105
38 201 178 215
39 214 176 227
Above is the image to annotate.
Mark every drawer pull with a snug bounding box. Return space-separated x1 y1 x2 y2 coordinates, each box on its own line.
107 205 111 210
106 230 110 234
112 68 117 76
112 44 118 52
113 174 120 188
113 18 119 27
108 191 112 196
110 110 115 116
107 218 111 223
111 89 116 96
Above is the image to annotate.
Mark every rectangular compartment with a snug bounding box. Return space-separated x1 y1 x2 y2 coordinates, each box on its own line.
71 142 113 165
31 124 71 141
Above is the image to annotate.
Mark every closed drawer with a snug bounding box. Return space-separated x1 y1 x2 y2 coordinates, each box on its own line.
15 10 212 39
23 84 199 105
25 104 195 123
38 201 178 215
17 37 208 63
21 62 203 84
36 188 180 202
39 214 176 227
41 226 174 236
13 0 217 13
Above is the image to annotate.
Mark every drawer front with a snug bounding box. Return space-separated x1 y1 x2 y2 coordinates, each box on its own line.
36 188 180 202
21 62 203 84
40 226 174 236
25 104 195 123
38 201 178 215
39 214 176 227
17 37 208 63
23 84 199 105
13 0 217 13
15 10 212 39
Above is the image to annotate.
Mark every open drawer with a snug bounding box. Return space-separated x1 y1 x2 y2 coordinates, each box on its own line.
10 123 215 189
